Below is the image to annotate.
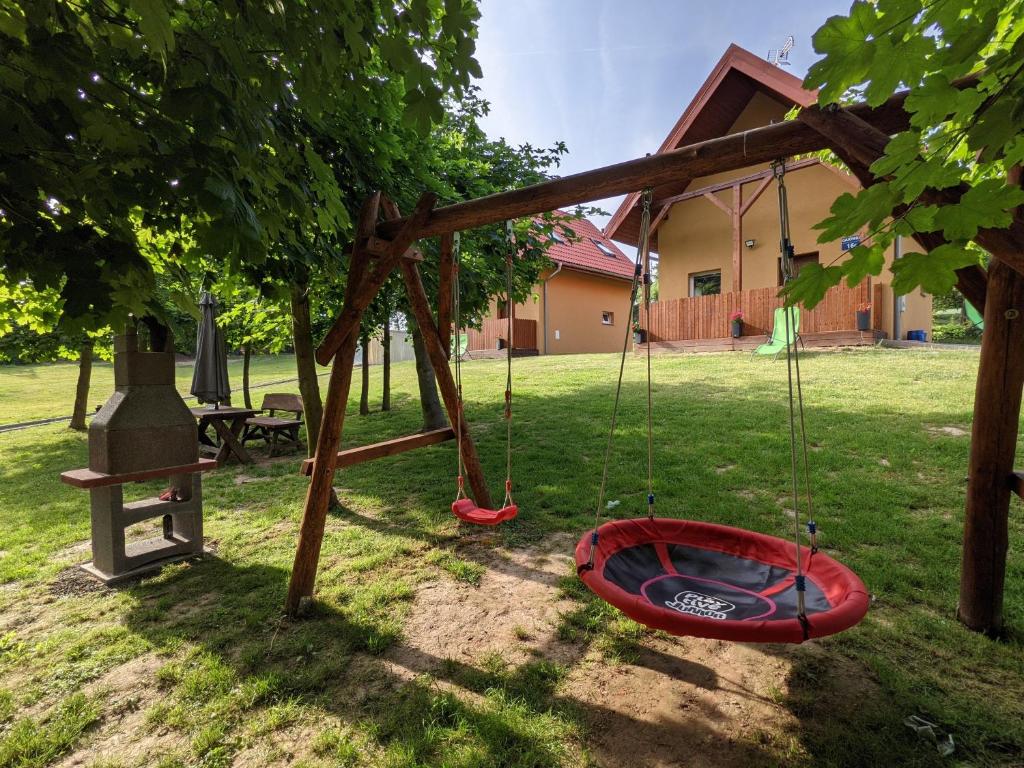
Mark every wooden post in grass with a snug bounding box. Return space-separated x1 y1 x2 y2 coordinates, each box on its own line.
959 254 1024 635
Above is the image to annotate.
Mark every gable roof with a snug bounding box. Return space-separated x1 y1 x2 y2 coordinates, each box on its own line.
546 212 634 280
604 44 817 248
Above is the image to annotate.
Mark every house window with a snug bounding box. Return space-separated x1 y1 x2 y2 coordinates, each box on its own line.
778 252 819 285
549 230 565 244
592 239 617 257
689 270 721 297
602 311 614 325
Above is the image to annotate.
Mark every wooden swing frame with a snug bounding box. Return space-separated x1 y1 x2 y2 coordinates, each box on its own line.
285 78 1024 640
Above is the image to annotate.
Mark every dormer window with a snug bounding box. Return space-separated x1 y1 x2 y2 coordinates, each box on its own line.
550 230 565 244
592 239 617 257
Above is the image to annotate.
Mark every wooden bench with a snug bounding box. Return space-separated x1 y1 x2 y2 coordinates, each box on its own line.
242 393 304 457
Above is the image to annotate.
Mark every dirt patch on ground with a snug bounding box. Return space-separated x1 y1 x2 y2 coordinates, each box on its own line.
382 532 838 767
56 654 185 768
27 530 880 768
927 425 969 437
48 566 110 598
386 532 580 675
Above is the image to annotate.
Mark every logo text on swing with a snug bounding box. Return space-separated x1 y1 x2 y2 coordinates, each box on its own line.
664 591 735 620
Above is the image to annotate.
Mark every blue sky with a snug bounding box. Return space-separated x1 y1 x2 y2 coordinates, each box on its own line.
472 0 852 227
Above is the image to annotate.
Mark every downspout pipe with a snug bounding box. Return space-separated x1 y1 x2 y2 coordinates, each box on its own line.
892 235 903 341
542 261 564 354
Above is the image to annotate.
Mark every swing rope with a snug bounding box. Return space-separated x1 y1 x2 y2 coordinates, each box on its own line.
453 232 467 501
451 224 517 509
773 159 818 634
503 221 515 509
582 188 655 571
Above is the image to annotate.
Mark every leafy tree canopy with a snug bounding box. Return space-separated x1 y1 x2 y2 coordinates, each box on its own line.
785 0 1024 307
0 0 481 332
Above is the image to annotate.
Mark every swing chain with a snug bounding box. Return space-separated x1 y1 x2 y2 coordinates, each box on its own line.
773 158 818 628
504 220 515 508
586 188 655 569
452 232 466 502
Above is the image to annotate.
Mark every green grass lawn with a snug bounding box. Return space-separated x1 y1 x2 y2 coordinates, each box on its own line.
0 348 1022 767
0 355 312 426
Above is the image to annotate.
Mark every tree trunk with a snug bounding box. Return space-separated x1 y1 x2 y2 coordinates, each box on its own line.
382 322 391 412
69 340 93 431
958 259 1024 636
410 318 447 430
359 329 370 416
242 344 253 409
290 282 324 453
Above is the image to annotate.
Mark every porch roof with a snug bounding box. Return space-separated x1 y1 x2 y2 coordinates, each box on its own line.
604 44 817 249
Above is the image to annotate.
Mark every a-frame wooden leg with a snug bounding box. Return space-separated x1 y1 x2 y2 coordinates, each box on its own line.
286 192 445 614
400 259 493 509
285 331 361 615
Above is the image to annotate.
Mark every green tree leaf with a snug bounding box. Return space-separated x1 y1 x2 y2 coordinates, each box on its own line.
780 262 844 309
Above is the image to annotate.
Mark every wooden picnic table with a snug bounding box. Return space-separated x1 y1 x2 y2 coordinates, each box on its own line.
190 406 259 465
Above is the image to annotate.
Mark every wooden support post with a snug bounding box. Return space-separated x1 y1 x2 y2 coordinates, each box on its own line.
285 331 361 615
732 183 742 292
286 193 436 615
437 232 455 358
959 260 1024 635
400 259 493 509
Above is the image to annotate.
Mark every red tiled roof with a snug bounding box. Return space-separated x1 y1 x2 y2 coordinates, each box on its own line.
544 212 634 280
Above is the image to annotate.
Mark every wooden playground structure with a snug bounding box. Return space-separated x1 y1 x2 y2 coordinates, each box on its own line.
285 75 1023 640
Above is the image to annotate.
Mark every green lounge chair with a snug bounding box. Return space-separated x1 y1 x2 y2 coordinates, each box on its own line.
753 306 803 359
452 332 469 359
965 301 984 331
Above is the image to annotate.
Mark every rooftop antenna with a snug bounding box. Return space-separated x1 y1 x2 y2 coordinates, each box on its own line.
767 36 795 67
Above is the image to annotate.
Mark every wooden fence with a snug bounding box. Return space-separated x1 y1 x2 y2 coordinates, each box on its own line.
643 281 873 341
466 317 537 351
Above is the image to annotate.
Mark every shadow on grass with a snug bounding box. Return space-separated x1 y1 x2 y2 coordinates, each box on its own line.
119 554 794 767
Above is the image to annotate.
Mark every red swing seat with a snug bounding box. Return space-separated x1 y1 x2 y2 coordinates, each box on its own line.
451 497 518 526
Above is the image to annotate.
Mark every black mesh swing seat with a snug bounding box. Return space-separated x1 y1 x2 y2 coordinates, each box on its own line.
576 518 869 643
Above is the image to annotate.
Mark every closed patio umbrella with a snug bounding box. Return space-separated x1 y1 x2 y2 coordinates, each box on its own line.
190 291 231 407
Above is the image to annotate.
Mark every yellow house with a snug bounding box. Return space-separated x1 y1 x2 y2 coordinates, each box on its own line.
466 215 635 356
605 44 932 350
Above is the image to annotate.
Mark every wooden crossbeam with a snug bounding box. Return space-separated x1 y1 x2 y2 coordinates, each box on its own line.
374 78 963 242
657 158 818 210
1011 471 1024 500
299 427 456 476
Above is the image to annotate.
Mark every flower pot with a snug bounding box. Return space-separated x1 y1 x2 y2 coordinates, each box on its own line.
856 310 871 331
634 329 647 344
730 319 743 338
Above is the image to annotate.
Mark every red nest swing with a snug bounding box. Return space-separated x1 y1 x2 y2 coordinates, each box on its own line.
575 518 868 643
576 176 869 644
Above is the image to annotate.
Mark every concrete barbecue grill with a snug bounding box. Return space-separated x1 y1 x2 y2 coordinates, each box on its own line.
60 329 217 583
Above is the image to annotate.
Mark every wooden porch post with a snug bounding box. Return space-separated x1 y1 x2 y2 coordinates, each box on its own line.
732 183 742 292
